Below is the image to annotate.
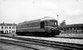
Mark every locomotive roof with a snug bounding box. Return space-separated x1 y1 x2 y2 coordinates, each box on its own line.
18 19 40 25
18 17 57 25
40 17 57 21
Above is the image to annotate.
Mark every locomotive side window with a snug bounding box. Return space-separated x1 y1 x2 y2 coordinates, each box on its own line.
40 21 45 28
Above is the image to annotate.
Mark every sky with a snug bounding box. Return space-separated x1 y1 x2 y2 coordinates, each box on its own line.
0 0 83 25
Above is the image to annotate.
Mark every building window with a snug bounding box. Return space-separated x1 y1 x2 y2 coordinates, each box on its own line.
5 26 8 29
5 30 8 33
0 31 4 34
12 26 15 29
9 27 11 29
12 31 15 33
9 30 11 33
1 26 3 29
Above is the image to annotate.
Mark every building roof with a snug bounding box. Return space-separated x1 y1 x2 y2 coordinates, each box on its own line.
59 24 83 28
0 23 16 26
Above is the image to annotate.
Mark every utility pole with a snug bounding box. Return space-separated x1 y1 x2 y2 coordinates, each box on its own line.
57 15 59 26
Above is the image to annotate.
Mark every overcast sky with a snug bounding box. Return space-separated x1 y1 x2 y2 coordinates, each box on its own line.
0 0 83 24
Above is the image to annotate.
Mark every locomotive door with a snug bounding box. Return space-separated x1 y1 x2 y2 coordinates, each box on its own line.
40 21 45 28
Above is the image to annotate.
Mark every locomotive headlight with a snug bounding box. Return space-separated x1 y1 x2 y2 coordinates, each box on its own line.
54 27 57 29
51 28 55 31
50 28 56 33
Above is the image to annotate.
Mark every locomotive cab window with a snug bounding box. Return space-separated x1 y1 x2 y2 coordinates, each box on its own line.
49 20 57 26
40 21 45 28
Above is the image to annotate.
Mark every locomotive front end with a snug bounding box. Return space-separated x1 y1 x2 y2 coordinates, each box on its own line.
40 17 61 36
45 26 60 36
50 27 61 35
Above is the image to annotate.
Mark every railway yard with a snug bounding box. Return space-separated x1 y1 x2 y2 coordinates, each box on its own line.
1 0 83 50
0 33 83 50
1 16 83 50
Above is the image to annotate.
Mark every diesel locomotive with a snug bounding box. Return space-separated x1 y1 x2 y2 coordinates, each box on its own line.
16 17 60 37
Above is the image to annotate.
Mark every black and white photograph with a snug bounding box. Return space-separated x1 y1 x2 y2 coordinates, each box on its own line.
0 0 83 50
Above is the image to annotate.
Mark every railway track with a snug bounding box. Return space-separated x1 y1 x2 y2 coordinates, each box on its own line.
1 35 83 39
55 36 83 39
0 37 64 50
13 37 83 50
0 35 83 50
0 38 39 50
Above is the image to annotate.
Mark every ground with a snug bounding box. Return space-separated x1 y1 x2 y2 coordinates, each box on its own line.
0 42 63 50
59 33 83 37
0 42 33 50
0 33 83 50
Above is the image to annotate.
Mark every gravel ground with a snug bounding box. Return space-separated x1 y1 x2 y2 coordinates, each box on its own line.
0 42 64 50
0 42 34 50
59 33 83 37
0 33 82 50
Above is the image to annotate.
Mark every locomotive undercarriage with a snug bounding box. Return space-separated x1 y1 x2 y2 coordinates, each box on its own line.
16 31 57 37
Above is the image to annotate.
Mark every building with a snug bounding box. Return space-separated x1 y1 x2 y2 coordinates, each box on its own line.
0 23 16 36
59 24 83 33
60 20 66 26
